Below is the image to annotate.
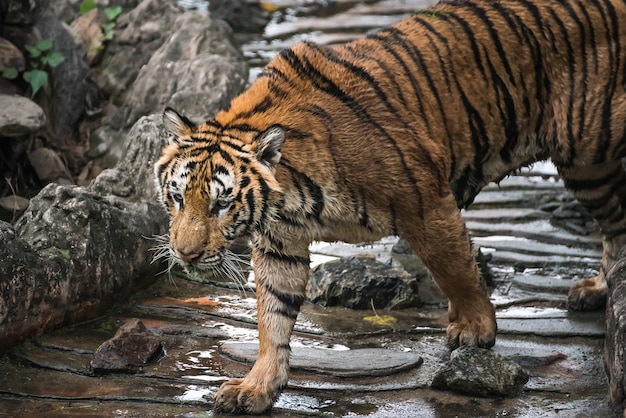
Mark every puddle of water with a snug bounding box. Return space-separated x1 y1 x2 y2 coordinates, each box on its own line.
497 306 567 319
204 322 259 341
175 385 213 402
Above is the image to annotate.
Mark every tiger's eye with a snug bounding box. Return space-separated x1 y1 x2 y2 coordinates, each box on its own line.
171 191 184 204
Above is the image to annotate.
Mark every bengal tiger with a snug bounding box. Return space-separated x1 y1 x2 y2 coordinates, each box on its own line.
155 0 626 413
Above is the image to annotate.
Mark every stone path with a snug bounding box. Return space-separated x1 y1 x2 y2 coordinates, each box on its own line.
0 163 618 417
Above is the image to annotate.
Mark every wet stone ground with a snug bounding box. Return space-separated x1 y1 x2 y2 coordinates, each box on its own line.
0 163 616 417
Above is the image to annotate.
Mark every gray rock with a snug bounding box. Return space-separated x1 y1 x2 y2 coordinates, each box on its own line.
0 94 46 136
207 0 270 33
0 220 68 351
118 11 248 129
432 346 529 397
0 114 169 351
0 195 29 213
220 342 423 378
34 9 90 144
91 318 162 373
307 254 420 310
98 0 181 106
27 147 71 183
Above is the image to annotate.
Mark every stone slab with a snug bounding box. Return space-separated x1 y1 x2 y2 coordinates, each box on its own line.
220 342 423 378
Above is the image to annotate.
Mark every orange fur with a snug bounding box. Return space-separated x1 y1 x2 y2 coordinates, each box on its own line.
155 0 626 413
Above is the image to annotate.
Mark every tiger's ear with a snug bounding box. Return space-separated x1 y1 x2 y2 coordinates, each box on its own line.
256 125 285 168
163 107 195 141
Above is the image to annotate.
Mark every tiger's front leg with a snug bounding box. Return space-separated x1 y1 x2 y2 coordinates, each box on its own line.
214 238 309 414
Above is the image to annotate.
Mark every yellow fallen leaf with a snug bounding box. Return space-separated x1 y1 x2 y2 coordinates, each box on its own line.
363 314 397 327
260 1 280 12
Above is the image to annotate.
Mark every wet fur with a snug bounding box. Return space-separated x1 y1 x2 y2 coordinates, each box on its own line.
156 0 626 414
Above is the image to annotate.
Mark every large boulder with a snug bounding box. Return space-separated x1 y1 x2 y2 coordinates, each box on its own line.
0 0 251 354
0 115 169 352
117 11 249 129
98 0 182 107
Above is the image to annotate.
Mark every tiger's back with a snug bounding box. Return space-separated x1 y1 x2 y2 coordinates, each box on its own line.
156 0 626 414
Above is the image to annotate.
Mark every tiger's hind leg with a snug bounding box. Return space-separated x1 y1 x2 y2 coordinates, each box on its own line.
397 192 497 349
558 160 626 311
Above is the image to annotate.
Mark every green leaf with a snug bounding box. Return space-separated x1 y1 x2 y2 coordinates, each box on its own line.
102 22 116 32
2 67 19 79
25 44 41 58
102 31 115 42
36 39 53 52
23 69 48 97
79 0 97 15
45 51 65 67
104 6 122 21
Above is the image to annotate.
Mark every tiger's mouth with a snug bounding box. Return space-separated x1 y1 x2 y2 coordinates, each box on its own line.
176 250 225 271
177 248 252 290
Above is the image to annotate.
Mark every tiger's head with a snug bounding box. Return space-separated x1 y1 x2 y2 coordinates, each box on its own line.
154 108 285 272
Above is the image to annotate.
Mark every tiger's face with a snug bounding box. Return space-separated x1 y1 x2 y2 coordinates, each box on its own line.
154 108 285 271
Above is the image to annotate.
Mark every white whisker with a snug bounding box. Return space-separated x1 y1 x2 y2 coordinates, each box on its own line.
146 234 179 288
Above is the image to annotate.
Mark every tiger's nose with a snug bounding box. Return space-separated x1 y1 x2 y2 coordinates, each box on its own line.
178 248 204 264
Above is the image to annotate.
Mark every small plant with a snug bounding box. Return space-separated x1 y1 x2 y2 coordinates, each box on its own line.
1 39 65 97
79 0 123 42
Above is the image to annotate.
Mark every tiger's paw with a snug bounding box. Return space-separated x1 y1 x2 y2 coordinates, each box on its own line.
567 276 607 311
214 378 279 415
446 300 496 350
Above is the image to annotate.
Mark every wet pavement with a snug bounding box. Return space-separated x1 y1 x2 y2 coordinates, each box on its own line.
0 161 616 417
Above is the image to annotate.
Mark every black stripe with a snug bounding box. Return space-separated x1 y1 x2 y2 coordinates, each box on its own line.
594 0 621 163
272 308 298 321
358 189 370 230
513 0 551 133
548 7 577 165
277 213 307 228
464 0 517 88
258 66 289 81
438 11 488 82
224 123 261 133
604 224 626 241
280 46 426 217
563 166 623 191
558 0 588 157
264 250 310 266
372 26 455 176
264 282 305 311
408 17 458 176
389 202 398 235
346 40 410 109
592 200 624 222
577 181 625 211
220 140 247 153
316 41 446 186
256 175 272 227
245 188 256 221
483 52 519 164
280 159 325 222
